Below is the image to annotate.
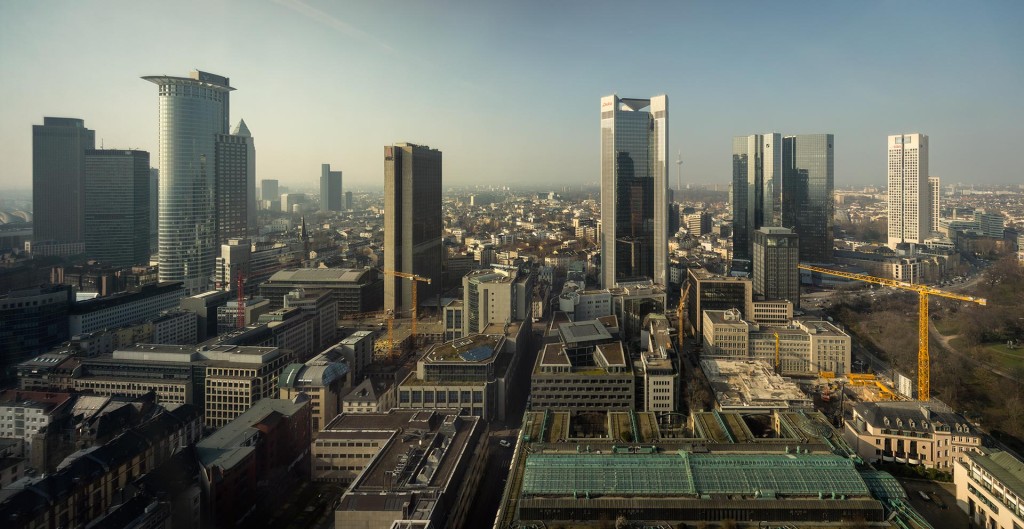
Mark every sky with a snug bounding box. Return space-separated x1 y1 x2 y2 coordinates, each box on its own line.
1 0 1022 192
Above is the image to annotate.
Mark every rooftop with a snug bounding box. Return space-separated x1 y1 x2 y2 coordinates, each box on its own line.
970 450 1024 499
424 334 502 363
701 359 812 411
197 398 307 470
266 267 371 284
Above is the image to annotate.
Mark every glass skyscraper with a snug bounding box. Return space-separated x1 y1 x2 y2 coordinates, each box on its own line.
320 164 343 212
215 119 255 243
732 133 782 261
782 134 834 263
84 149 151 267
143 71 234 294
599 95 668 288
32 117 95 244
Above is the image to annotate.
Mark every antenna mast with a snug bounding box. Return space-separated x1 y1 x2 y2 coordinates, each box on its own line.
675 150 683 195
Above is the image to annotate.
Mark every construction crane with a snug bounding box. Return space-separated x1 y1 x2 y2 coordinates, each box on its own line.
677 282 692 352
773 332 780 374
798 264 986 401
384 270 432 339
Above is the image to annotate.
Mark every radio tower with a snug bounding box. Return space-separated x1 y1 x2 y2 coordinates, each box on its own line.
675 151 683 196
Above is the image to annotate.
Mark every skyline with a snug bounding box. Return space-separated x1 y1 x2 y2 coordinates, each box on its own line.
2 1 1023 192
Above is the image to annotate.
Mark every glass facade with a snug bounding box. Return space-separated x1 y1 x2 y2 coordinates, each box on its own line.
144 72 234 294
32 117 95 244
782 134 834 263
732 134 781 261
320 164 343 212
600 95 668 288
215 120 254 244
84 150 151 267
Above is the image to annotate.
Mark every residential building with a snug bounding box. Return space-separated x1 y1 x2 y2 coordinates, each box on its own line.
341 377 394 415
732 133 782 260
384 143 443 315
279 350 351 433
0 390 74 459
0 285 72 376
214 119 256 243
83 149 151 267
320 163 342 212
954 450 1024 529
599 95 669 287
782 134 835 263
143 71 234 294
752 227 800 307
845 401 982 470
68 282 184 335
32 117 95 244
887 133 930 248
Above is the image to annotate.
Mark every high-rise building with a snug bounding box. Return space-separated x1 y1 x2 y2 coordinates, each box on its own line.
384 143 442 314
732 133 782 261
599 95 669 288
32 117 96 244
887 133 929 248
143 71 234 294
929 176 940 236
84 150 151 267
782 134 834 263
752 227 800 308
215 119 255 243
149 168 159 252
320 164 343 212
0 285 72 378
261 179 279 201
345 191 353 210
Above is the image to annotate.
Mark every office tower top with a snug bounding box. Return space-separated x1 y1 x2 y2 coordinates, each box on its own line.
384 143 442 315
887 133 929 248
599 94 669 288
321 164 343 213
32 117 96 244
732 133 782 261
143 70 234 294
215 119 255 243
84 149 151 267
752 227 800 308
782 134 835 263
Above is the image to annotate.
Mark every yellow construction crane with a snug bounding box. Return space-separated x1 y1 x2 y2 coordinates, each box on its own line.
677 282 692 352
798 264 986 401
384 270 432 339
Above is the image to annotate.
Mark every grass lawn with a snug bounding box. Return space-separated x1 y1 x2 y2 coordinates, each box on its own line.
933 318 959 336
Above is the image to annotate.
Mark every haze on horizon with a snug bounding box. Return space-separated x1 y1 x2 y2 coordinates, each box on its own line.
1 0 1022 192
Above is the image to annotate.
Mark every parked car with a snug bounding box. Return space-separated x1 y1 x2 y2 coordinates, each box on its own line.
499 439 512 448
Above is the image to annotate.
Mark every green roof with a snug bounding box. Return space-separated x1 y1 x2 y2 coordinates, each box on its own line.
521 452 870 498
972 450 1024 498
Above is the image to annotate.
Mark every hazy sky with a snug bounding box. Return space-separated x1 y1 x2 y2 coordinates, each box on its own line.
1 1 1022 191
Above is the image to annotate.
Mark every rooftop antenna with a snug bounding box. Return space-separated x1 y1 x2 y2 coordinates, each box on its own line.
675 150 683 195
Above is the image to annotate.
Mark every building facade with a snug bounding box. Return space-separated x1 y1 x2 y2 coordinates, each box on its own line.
214 119 256 243
782 134 834 263
752 227 800 307
929 175 940 236
887 133 930 248
0 285 72 376
732 133 782 260
320 163 342 212
954 450 1024 529
845 401 982 470
600 95 669 288
32 117 96 244
143 71 234 294
384 143 443 315
68 282 184 335
83 149 151 267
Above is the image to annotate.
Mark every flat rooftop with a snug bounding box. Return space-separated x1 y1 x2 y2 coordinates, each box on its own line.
424 334 502 363
558 320 612 344
701 359 812 411
266 268 370 284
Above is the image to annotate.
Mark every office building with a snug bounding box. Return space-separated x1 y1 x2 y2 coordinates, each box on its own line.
955 450 1024 529
384 143 443 315
320 163 342 212
462 266 533 335
68 282 184 335
260 267 382 315
32 117 96 244
845 401 981 470
732 133 782 260
752 226 800 307
684 211 712 236
261 178 278 201
344 190 353 210
887 133 930 248
149 167 158 251
215 119 256 243
280 192 307 213
684 267 753 337
0 285 72 376
639 315 680 412
83 149 151 267
279 350 350 433
334 330 374 379
782 134 835 262
929 175 940 236
143 70 234 294
214 238 302 293
180 290 231 342
599 95 669 287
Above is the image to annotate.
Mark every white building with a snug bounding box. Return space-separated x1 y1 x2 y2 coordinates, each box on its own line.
335 330 374 378
887 133 930 248
928 176 940 236
955 450 1024 529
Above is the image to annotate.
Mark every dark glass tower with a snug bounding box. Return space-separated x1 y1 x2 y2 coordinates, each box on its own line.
600 95 669 288
732 133 781 261
215 119 255 243
753 227 800 308
32 117 96 244
384 143 442 315
320 164 343 212
84 149 151 266
782 134 834 263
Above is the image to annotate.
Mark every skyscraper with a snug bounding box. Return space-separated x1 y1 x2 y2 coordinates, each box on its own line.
732 133 782 261
143 71 234 294
929 176 940 236
782 134 834 263
345 191 353 211
320 164 342 212
752 227 800 308
215 119 255 243
84 149 151 267
887 133 929 248
261 179 279 201
599 94 669 288
149 167 159 252
384 143 442 315
32 117 95 244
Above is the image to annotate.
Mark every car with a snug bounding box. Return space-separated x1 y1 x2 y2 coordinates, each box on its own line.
499 439 512 448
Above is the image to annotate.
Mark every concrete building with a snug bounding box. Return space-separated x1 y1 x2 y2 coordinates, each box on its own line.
216 297 271 335
683 211 712 236
328 411 486 529
149 308 198 345
0 285 72 375
0 390 74 459
600 95 669 288
180 290 231 342
320 163 343 212
701 359 813 412
196 398 311 529
214 119 256 243
279 351 351 433
344 190 353 210
531 316 634 410
887 133 930 248
68 282 184 335
954 449 1024 529
214 237 301 293
260 267 382 316
846 401 983 470
639 315 680 413
929 175 941 236
384 143 443 316
341 377 394 415
334 330 375 379
685 267 753 337
732 133 782 260
752 226 800 308
83 149 151 267
32 117 95 245
283 288 337 352
143 71 234 294
462 266 533 335
256 307 317 361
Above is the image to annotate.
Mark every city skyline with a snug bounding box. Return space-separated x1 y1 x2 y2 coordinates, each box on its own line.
2 2 1023 192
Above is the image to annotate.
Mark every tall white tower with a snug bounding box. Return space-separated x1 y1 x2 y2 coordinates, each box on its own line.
928 176 940 236
887 133 929 248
